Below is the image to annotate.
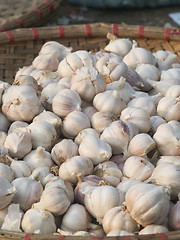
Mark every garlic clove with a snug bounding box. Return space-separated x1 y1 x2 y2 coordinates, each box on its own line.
75 128 100 145
13 75 38 93
10 159 32 178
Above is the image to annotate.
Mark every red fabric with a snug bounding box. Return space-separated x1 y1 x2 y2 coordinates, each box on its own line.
40 1 54 12
57 236 64 240
31 28 39 40
5 31 14 43
58 25 65 37
32 8 43 18
0 26 5 32
85 24 92 37
24 234 31 240
165 28 170 40
139 25 144 38
15 18 24 28
113 23 118 36
158 233 168 240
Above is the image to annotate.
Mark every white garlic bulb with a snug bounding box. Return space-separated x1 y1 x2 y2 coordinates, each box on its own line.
0 112 11 133
4 128 32 159
82 105 98 120
120 107 150 133
61 111 91 139
169 200 180 230
14 65 36 80
28 120 57 151
0 163 14 182
79 134 112 165
153 120 180 156
116 177 141 196
13 74 38 93
58 77 71 88
93 90 126 117
157 96 180 121
59 156 94 184
94 161 122 186
126 68 144 90
2 85 40 122
161 68 180 81
102 205 139 234
0 131 7 147
139 225 169 235
84 185 125 223
149 115 166 135
75 128 100 145
125 182 170 227
31 167 51 187
123 156 154 181
10 159 31 178
61 203 91 233
8 121 28 134
0 206 8 228
21 208 56 234
166 85 180 98
23 146 53 171
157 156 180 166
71 67 106 102
52 88 82 118
107 230 134 236
12 174 43 211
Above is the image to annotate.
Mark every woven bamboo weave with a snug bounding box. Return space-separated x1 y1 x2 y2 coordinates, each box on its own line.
0 0 63 32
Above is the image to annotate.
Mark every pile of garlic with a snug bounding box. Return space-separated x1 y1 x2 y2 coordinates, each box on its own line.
0 33 180 237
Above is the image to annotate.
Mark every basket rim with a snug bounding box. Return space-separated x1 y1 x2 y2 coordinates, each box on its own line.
0 22 180 45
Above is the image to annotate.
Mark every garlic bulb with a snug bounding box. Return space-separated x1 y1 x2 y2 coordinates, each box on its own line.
31 167 51 187
102 205 139 234
126 69 143 90
32 51 59 72
14 65 36 80
157 96 180 121
125 182 170 227
10 159 31 178
1 203 23 232
61 203 91 233
40 82 68 111
123 44 157 70
107 230 134 236
93 90 126 117
52 88 82 118
8 121 28 134
13 75 38 93
39 41 72 62
128 133 158 161
153 50 172 62
33 110 62 136
166 85 180 98
116 177 141 196
96 56 128 83
59 156 94 184
109 154 126 171
33 183 71 216
2 85 40 122
157 156 180 166
71 67 106 102
0 132 7 146
153 120 180 156
149 116 166 135
58 77 71 88
58 50 95 78
0 206 8 228
135 63 160 91
0 112 11 132
12 174 43 211
23 146 53 171
0 163 14 182
61 111 91 139
28 120 57 151
82 105 98 119
104 34 132 57
161 68 180 81
4 128 32 159
157 54 178 71
21 208 56 234
84 185 125 223
120 107 150 133
169 200 180 230
75 128 100 145
139 225 169 235
123 156 154 181
94 161 122 186
79 134 112 165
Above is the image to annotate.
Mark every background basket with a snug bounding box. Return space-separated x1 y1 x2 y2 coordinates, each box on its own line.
0 0 63 32
0 22 180 239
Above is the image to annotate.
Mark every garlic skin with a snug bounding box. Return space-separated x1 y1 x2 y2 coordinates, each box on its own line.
153 120 180 156
33 184 71 216
135 63 160 91
153 50 172 62
139 225 169 235
82 105 98 120
8 121 29 134
13 75 38 93
91 111 117 134
104 35 132 57
39 41 72 62
116 177 141 196
59 156 94 184
2 85 40 122
10 159 31 178
58 77 71 88
79 134 112 165
102 206 139 234
52 89 82 118
31 167 51 187
75 128 100 145
126 69 144 90
61 203 91 233
4 128 32 159
157 156 180 166
21 208 56 234
12 174 43 211
0 163 14 182
40 82 68 111
1 203 23 232
84 185 125 223
125 182 170 227
107 230 134 236
157 96 180 121
161 68 180 82
123 156 154 181
32 51 59 72
169 200 180 230
0 132 7 146
23 146 53 171
28 120 57 151
94 161 122 187
71 67 106 102
123 45 157 70
0 112 11 133
61 111 91 139
166 85 180 98
128 133 158 161
14 65 36 80
0 206 8 228
93 90 126 117
120 107 150 133
149 116 166 136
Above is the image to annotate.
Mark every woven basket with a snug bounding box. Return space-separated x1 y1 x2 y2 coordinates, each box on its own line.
1 22 180 239
0 0 63 32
